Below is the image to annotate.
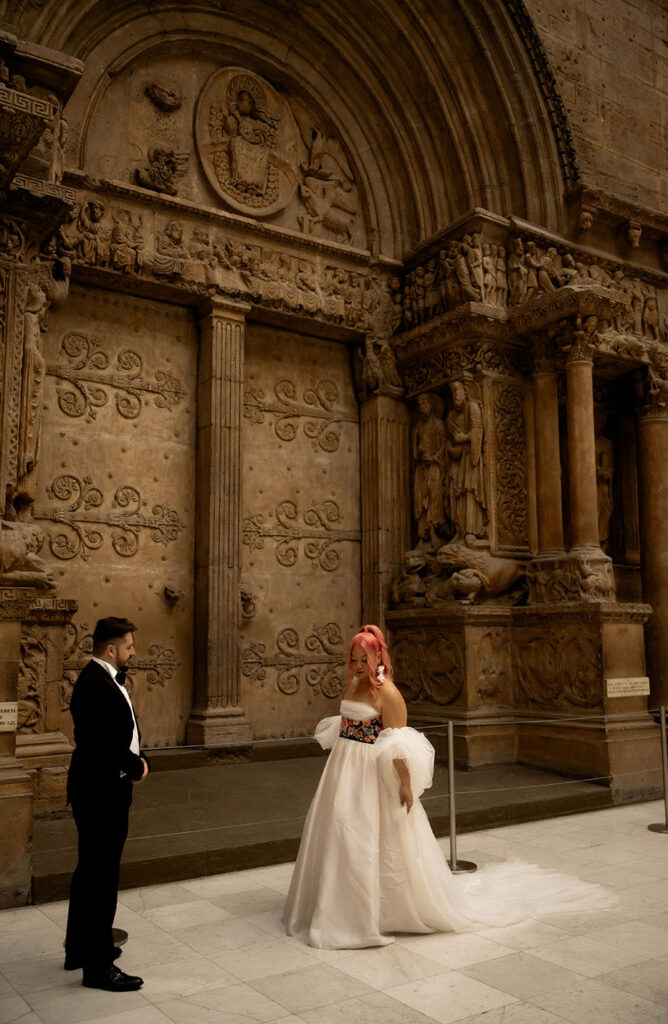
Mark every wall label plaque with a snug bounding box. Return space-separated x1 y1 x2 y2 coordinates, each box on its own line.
0 702 19 731
605 677 650 697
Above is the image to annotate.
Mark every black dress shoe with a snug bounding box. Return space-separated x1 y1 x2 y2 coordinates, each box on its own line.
64 946 122 971
82 964 143 991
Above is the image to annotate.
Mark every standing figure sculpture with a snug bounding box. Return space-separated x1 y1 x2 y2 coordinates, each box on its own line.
445 380 487 540
412 393 447 549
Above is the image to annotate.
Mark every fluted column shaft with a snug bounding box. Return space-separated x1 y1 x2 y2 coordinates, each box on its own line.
360 395 411 628
188 297 252 745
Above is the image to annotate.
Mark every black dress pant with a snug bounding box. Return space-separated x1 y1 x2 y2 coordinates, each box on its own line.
65 777 133 971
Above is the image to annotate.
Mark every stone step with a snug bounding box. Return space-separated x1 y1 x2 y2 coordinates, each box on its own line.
32 756 613 904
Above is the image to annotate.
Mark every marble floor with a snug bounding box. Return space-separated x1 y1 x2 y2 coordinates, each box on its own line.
2 800 668 1024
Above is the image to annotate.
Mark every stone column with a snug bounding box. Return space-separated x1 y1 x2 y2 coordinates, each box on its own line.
187 297 252 745
360 394 411 628
565 340 600 551
637 385 668 706
531 337 565 555
0 610 33 907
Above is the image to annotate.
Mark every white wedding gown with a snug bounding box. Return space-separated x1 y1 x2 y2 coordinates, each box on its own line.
283 699 614 949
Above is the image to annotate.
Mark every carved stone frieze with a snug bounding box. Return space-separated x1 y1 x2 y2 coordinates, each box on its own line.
241 622 345 697
401 338 528 396
243 378 357 453
391 629 464 705
58 190 390 335
526 553 615 603
196 67 299 216
47 330 187 422
513 627 602 709
243 498 360 571
34 474 185 560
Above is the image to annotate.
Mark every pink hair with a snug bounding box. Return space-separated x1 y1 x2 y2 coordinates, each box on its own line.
347 624 393 699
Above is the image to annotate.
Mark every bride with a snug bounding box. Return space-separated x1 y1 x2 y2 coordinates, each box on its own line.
283 625 614 949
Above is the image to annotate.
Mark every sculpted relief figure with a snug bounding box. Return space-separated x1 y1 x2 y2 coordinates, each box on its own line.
299 127 358 244
0 520 55 589
16 257 71 518
445 380 487 541
197 67 299 216
413 393 448 549
430 540 524 605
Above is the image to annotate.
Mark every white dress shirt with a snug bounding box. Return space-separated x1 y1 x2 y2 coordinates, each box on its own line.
92 657 141 773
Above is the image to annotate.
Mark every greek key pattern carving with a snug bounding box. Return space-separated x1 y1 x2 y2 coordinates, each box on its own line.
63 619 180 694
243 378 357 452
47 331 187 422
34 474 185 561
243 498 360 571
493 379 529 550
241 622 345 697
513 629 602 708
392 630 464 705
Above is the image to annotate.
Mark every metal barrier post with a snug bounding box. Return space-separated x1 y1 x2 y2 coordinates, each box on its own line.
446 720 477 874
649 705 668 835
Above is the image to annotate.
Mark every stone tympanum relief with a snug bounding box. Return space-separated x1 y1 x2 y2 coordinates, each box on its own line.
83 56 363 245
196 67 299 216
241 323 361 740
30 286 196 748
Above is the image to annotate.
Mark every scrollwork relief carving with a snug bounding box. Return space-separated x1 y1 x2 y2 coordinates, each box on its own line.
18 627 48 731
391 630 464 706
493 379 529 549
241 622 345 697
63 618 180 692
243 498 360 571
513 629 602 708
34 474 185 561
47 331 186 422
243 378 357 452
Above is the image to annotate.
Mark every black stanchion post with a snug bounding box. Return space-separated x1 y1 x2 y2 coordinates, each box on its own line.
446 720 477 874
649 705 668 835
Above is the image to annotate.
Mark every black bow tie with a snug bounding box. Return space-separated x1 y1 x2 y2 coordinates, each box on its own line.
116 670 127 687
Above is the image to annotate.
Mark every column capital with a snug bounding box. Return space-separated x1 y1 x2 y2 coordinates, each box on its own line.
197 294 251 323
562 314 599 365
637 355 668 422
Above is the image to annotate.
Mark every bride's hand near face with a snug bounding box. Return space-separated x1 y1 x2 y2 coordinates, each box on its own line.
380 683 414 813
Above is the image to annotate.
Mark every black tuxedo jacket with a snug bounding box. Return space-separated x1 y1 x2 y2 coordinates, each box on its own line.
67 659 147 802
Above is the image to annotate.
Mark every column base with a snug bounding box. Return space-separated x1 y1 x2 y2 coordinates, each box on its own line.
0 756 33 908
527 550 615 602
186 707 253 747
16 731 72 815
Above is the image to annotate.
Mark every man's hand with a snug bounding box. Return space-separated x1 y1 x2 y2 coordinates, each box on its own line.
133 757 149 784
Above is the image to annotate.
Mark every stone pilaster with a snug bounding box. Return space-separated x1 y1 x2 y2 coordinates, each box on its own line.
0 605 34 907
187 297 252 745
360 395 411 629
636 368 668 707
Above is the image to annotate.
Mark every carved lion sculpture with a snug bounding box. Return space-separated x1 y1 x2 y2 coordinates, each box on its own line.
430 540 524 605
0 520 56 589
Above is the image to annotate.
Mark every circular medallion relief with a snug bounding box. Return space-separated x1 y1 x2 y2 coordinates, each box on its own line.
195 67 299 217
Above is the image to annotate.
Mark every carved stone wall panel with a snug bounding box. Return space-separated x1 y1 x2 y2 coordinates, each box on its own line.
241 323 361 739
512 624 603 710
34 284 196 747
489 376 530 552
82 53 366 247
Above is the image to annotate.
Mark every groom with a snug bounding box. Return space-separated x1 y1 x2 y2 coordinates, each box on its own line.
64 616 149 991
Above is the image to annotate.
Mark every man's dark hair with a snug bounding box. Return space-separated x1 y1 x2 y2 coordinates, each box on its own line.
92 616 137 655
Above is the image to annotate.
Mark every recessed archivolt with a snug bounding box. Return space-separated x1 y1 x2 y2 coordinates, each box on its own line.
13 0 572 254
